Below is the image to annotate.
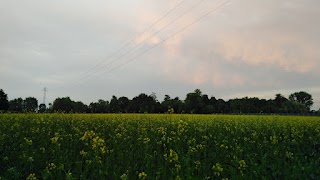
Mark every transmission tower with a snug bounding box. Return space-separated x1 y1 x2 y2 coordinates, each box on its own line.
43 87 47 105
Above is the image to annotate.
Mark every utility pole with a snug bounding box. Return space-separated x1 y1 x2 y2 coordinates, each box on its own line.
43 87 47 105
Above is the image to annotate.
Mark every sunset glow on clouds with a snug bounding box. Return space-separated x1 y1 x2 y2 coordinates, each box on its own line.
0 0 319 109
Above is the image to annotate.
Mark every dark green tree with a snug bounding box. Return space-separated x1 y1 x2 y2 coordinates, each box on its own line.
47 103 53 113
216 99 229 113
9 98 24 112
118 96 130 113
23 97 38 112
38 103 47 113
289 91 313 111
260 99 276 114
109 96 120 113
162 95 183 113
184 89 203 113
274 94 289 113
129 93 159 113
0 89 9 112
208 97 218 113
200 94 210 113
164 95 171 101
89 99 109 113
73 101 88 113
162 95 172 112
229 98 243 114
281 101 308 114
52 97 74 113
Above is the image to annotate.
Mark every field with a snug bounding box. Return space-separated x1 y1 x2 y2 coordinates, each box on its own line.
0 114 320 179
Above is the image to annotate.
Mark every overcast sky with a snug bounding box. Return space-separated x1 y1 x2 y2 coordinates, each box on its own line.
1 0 319 110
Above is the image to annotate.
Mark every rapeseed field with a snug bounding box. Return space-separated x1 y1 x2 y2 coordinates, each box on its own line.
0 114 319 179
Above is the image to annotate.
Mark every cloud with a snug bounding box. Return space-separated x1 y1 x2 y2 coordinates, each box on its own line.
206 0 320 74
0 0 319 110
216 31 319 73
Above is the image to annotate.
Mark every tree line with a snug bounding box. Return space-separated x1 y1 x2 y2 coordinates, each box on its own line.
0 88 319 115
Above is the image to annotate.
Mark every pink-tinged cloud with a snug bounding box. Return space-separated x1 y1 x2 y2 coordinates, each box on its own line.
215 31 319 74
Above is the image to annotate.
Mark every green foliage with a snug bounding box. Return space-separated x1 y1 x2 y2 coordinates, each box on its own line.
0 89 9 112
0 114 319 179
23 97 38 112
38 104 46 113
9 97 38 113
2 88 317 114
289 91 314 110
9 98 23 112
52 97 87 113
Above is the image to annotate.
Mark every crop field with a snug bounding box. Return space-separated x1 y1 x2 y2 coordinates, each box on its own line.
0 114 320 179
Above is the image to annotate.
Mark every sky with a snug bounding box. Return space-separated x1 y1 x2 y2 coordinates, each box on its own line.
1 0 320 110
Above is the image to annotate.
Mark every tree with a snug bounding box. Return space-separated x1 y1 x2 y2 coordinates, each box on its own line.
38 103 46 113
274 94 288 107
89 99 109 113
260 99 276 114
0 89 9 112
52 97 74 113
274 94 289 113
73 101 88 113
200 94 210 113
164 95 171 101
208 97 218 113
129 93 159 113
162 96 183 113
229 98 242 114
9 98 24 112
23 97 38 112
162 95 172 112
289 91 313 111
282 101 308 114
109 96 120 113
216 99 229 113
231 97 260 114
118 96 130 113
184 89 203 114
47 103 53 113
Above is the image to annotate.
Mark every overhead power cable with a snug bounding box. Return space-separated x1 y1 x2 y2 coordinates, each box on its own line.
54 0 230 95
79 0 187 79
102 0 231 75
80 0 206 82
51 0 187 91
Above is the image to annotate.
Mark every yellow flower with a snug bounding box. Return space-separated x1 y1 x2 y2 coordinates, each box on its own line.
50 136 59 144
143 137 150 144
238 160 247 175
24 138 33 145
46 163 57 171
99 147 105 154
239 160 247 169
212 163 223 176
26 173 37 180
138 172 147 179
195 160 201 170
168 149 179 163
80 130 95 141
80 150 87 156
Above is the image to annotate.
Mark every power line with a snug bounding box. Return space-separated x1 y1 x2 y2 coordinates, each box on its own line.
104 0 230 75
53 0 230 95
51 0 188 92
78 0 187 80
80 0 207 82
